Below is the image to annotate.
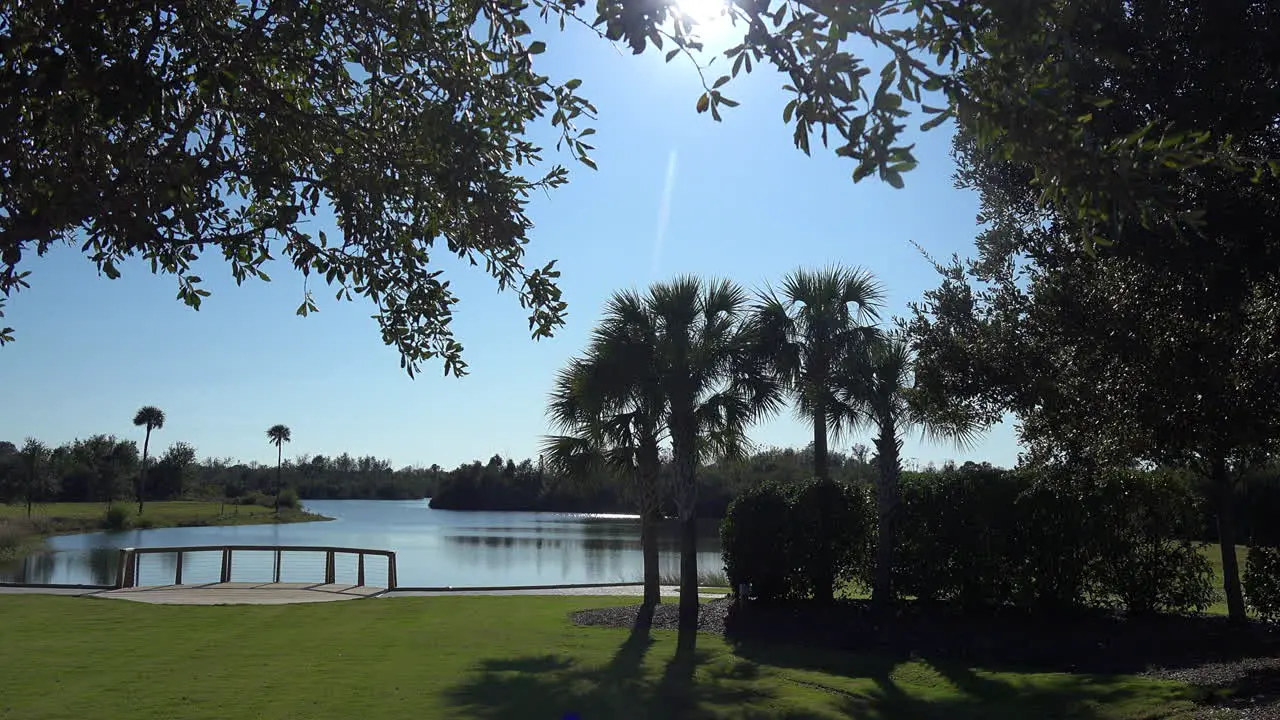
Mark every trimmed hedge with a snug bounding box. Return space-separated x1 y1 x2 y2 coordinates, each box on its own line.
884 464 1213 614
721 478 869 603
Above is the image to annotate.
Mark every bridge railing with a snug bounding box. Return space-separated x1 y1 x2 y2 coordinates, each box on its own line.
114 545 397 590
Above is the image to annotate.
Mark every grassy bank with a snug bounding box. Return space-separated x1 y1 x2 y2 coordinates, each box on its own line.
0 501 329 562
0 594 1208 719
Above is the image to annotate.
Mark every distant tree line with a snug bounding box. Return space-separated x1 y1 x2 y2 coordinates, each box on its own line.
426 445 880 517
0 437 442 507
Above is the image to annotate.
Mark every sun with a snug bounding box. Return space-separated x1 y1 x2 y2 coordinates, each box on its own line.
670 0 734 42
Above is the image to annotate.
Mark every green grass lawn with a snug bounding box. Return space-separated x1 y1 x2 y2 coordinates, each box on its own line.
0 595 1207 720
1199 542 1249 616
0 500 328 529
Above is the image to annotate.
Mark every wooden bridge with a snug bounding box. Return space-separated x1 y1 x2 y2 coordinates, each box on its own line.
97 544 397 605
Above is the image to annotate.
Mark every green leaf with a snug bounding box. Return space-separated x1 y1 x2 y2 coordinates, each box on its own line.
581 156 598 170
713 75 730 89
528 41 547 55
884 169 905 189
565 78 582 91
696 93 710 114
665 49 679 62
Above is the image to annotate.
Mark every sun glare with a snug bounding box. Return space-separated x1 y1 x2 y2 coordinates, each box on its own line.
672 0 734 43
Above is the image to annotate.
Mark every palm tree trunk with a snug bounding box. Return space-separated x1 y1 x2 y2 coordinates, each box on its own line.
679 510 698 630
672 420 700 633
873 419 900 609
138 427 151 515
275 443 282 514
813 405 830 482
638 445 662 606
1211 455 1246 622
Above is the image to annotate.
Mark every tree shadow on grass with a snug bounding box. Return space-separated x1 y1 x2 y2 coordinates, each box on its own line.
726 633 1206 719
443 605 777 720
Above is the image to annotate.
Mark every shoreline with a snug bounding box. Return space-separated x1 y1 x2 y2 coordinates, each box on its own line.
0 501 332 565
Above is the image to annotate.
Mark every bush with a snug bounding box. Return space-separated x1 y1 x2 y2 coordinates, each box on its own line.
789 478 869 603
1245 546 1280 622
892 464 1022 607
237 491 273 507
721 482 795 602
102 505 131 530
721 478 869 603
1091 469 1214 614
277 487 300 509
866 463 1214 615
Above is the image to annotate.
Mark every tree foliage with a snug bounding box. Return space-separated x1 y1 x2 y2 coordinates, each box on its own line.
905 0 1280 621
5 1 1275 373
1 0 585 374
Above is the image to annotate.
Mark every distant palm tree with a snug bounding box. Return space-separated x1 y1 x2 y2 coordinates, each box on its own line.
841 334 982 607
132 406 166 514
754 266 883 482
266 424 292 513
545 328 666 606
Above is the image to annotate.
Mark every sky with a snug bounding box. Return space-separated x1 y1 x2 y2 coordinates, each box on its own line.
0 8 1021 470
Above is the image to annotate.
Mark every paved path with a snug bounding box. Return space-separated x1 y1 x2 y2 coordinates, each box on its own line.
385 584 727 599
1 583 728 604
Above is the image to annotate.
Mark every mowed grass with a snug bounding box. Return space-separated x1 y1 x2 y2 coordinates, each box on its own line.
0 501 328 529
1200 542 1250 616
0 595 1205 720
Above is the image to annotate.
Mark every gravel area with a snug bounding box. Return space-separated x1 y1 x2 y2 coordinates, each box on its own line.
573 598 733 634
1146 658 1280 719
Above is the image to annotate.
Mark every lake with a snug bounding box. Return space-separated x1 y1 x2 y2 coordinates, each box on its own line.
0 500 726 588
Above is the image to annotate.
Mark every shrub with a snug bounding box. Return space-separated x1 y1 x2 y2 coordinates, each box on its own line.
1244 546 1280 622
102 505 131 530
721 478 869 603
721 481 795 602
1092 469 1214 615
237 491 273 507
277 487 300 509
0 517 37 558
891 464 1022 607
789 478 869 603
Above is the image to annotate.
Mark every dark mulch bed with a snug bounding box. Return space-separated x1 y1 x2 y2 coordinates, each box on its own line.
572 598 1280 714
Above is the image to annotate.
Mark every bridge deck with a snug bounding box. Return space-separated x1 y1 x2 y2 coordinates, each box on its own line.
97 582 385 605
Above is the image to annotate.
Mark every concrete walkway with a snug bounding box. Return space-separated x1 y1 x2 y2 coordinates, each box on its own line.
385 584 727 599
1 583 729 604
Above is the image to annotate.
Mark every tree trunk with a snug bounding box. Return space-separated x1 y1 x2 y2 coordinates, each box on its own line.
873 419 900 609
672 418 700 633
679 512 699 633
638 442 662 606
813 405 829 482
138 427 151 515
1212 456 1247 622
641 508 661 605
275 443 283 514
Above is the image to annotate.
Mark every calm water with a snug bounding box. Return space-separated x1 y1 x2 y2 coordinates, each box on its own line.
0 500 725 587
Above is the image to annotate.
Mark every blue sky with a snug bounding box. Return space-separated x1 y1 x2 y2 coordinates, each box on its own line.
0 13 1020 470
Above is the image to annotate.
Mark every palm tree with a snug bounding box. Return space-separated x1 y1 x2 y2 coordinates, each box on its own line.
841 334 982 607
132 406 166 514
266 424 292 513
17 438 51 517
544 348 665 606
754 266 884 482
628 277 781 631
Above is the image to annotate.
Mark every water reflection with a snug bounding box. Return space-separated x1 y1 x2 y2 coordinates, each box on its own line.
1 500 726 587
